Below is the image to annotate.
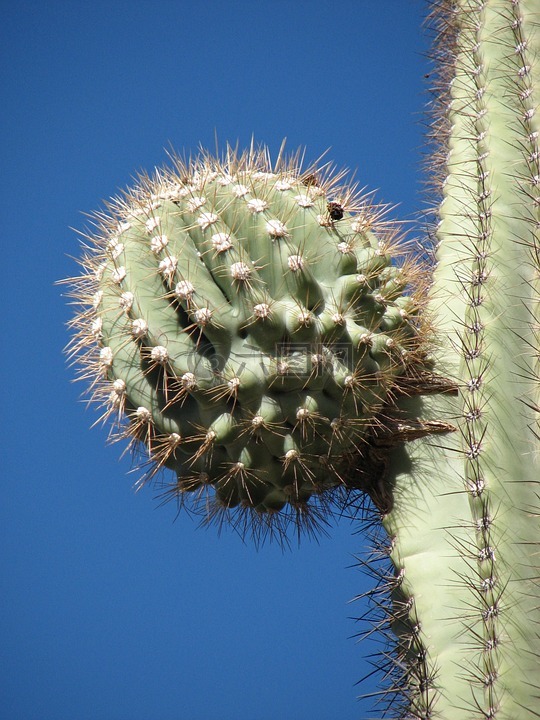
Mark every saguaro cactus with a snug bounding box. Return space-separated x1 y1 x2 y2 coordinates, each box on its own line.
374 1 540 717
63 0 540 717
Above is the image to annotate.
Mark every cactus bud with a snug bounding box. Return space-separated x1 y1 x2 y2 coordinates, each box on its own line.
64 144 441 539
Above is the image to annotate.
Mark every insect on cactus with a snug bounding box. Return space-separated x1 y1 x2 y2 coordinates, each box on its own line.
63 0 540 717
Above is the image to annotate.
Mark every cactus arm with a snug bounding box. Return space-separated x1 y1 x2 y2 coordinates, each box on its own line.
380 2 540 717
65 149 449 539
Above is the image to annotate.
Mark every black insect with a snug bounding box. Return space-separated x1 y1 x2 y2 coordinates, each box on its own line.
301 173 319 187
327 201 344 221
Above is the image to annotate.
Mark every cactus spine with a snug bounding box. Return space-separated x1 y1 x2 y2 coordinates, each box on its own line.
376 1 540 717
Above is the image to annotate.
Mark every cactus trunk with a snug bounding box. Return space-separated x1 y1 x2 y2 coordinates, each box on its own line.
378 1 540 717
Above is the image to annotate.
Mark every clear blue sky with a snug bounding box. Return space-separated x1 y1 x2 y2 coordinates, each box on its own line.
1 2 431 718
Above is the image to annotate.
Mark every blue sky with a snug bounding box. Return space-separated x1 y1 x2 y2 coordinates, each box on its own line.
1 2 431 719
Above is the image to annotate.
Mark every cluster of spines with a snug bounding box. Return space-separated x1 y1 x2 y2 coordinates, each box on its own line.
64 143 435 542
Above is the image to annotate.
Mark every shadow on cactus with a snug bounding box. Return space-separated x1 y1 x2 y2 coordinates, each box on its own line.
62 142 455 544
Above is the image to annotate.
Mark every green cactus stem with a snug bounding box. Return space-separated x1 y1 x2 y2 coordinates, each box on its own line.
63 1 540 715
372 1 540 717
64 145 451 541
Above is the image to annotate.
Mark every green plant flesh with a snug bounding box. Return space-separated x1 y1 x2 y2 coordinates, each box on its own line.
64 0 540 716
